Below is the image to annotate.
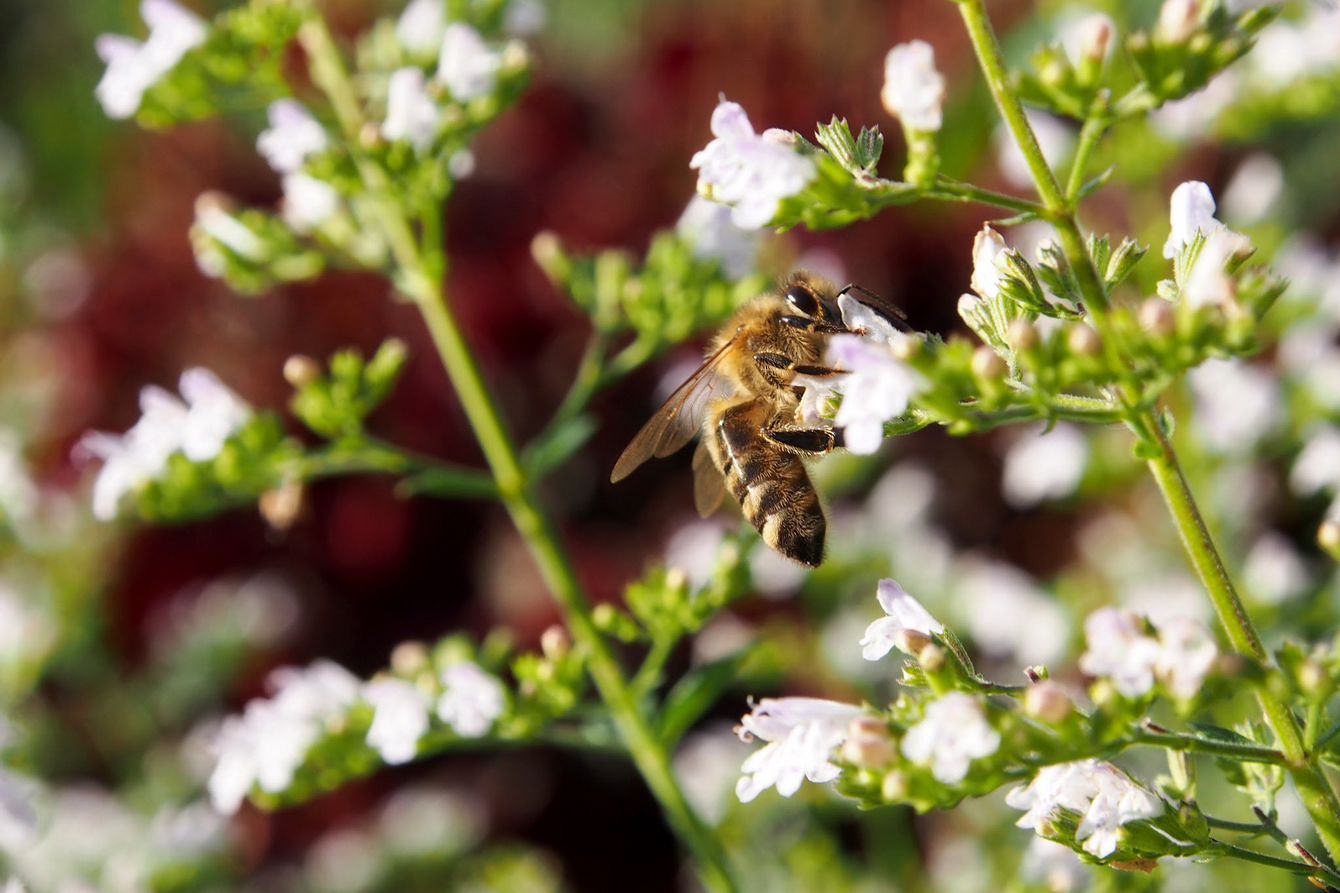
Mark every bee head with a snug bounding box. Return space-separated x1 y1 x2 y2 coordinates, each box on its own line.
784 282 821 318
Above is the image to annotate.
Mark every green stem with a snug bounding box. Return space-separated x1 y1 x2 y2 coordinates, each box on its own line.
1131 727 1288 765
1210 841 1336 881
631 636 678 699
1064 113 1108 202
299 17 737 892
953 0 1340 868
1206 815 1272 836
926 176 1050 217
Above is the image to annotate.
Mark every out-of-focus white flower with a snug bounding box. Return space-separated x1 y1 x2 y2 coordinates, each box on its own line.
1008 760 1161 858
436 24 502 102
94 0 208 119
207 660 360 813
436 662 505 738
881 40 945 131
1187 358 1281 455
824 334 922 454
364 678 431 765
690 100 816 230
1247 8 1340 89
396 0 446 55
1291 425 1340 495
860 578 944 661
1120 572 1209 626
256 100 328 174
1183 228 1253 309
1021 836 1090 892
1150 70 1239 142
383 67 440 152
1164 180 1226 258
955 560 1069 666
676 195 761 280
675 723 743 825
78 384 188 521
504 0 547 35
0 433 37 522
1243 532 1309 604
0 581 56 676
447 148 476 179
735 697 863 802
0 766 40 848
1078 607 1161 697
1221 152 1284 225
1157 0 1200 44
900 692 1000 784
194 196 265 261
281 172 341 232
179 367 250 462
1153 616 1218 699
1001 423 1088 508
995 110 1073 189
378 787 483 858
665 519 728 591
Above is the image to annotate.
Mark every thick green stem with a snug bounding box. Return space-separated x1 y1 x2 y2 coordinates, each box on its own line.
953 0 1340 868
299 17 738 892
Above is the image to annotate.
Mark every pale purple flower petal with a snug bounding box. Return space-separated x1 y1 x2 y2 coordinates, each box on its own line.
436 662 505 738
257 100 328 174
860 578 944 661
436 24 501 102
899 692 999 784
735 697 862 802
881 41 945 131
690 100 815 231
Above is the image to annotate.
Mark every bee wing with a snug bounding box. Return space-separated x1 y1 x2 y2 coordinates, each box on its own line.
610 339 737 483
691 437 727 517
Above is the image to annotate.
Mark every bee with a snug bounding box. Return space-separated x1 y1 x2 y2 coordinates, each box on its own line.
611 272 905 567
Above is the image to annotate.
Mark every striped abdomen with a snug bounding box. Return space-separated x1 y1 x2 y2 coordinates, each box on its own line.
708 397 825 567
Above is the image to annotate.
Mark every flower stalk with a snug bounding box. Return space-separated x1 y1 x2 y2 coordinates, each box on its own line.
952 0 1340 867
299 15 739 893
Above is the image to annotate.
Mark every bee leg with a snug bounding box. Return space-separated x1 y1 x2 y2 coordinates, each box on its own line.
779 315 850 335
753 353 843 377
764 425 839 455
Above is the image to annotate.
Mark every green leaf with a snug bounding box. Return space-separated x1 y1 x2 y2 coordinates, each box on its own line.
658 649 754 746
1187 722 1257 747
522 414 598 479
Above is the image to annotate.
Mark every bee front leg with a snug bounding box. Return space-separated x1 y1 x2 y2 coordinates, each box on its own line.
764 425 844 455
753 352 842 378
779 315 850 335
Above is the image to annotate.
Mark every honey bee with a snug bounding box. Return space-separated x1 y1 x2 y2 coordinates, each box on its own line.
611 272 905 567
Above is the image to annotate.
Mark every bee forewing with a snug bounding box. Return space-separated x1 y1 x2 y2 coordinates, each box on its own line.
691 437 727 517
610 341 737 483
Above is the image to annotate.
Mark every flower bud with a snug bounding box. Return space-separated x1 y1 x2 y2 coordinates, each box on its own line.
1024 680 1073 723
358 122 385 149
842 719 896 767
1139 298 1175 337
1040 57 1068 87
761 127 798 147
881 770 909 801
1007 319 1039 352
283 354 321 387
540 625 570 660
1299 658 1329 699
917 642 945 672
1319 518 1340 558
259 478 304 531
1080 15 1114 63
1158 0 1199 44
391 640 430 676
1067 323 1102 356
971 345 1008 380
896 628 933 656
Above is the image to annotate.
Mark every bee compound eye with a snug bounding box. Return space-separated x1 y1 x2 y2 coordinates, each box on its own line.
784 285 819 316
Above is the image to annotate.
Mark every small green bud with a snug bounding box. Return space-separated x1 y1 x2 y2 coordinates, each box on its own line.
1080 15 1113 63
1024 680 1073 723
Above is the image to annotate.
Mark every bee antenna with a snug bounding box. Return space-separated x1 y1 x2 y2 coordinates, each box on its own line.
836 283 911 329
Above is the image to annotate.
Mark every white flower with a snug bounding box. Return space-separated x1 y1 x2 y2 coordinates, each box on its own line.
734 697 863 802
900 692 1000 784
94 0 208 119
448 149 476 179
383 67 440 152
1078 607 1161 697
1153 615 1218 699
1163 180 1229 258
396 0 446 55
970 225 1009 300
194 196 266 260
179 367 250 462
78 385 187 521
675 195 761 279
1187 358 1281 455
256 100 328 174
881 40 945 131
824 334 922 454
1007 759 1161 858
281 173 341 232
436 662 505 737
1221 152 1283 225
859 578 944 661
995 110 1073 189
504 0 547 36
1291 426 1340 495
1183 227 1252 308
364 678 431 765
1243 532 1309 604
690 100 816 230
1001 423 1088 508
955 560 1069 666
207 660 360 813
436 24 502 102
1021 836 1089 893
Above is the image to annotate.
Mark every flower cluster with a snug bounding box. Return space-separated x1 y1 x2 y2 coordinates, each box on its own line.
77 368 251 521
1008 760 1162 858
690 100 816 229
208 657 508 813
94 0 206 119
1079 607 1217 700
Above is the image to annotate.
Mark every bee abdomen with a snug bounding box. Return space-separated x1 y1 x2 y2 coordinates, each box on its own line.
714 400 826 567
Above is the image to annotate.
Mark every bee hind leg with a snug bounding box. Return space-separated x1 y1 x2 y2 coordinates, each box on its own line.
764 425 842 455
